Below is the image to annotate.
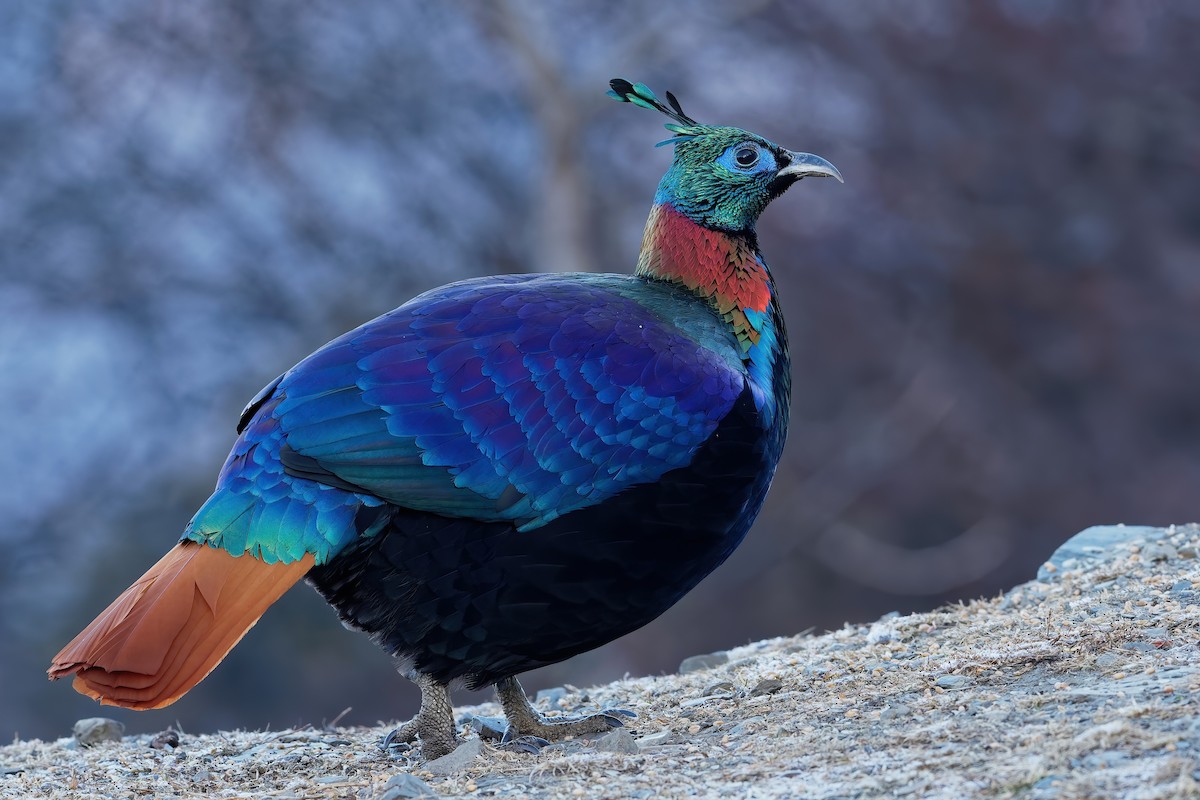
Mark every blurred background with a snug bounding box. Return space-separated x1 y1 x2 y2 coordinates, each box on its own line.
2 0 1198 741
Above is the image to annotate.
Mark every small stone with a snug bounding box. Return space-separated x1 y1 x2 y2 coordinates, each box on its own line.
1075 719 1128 743
726 715 763 737
425 738 483 775
751 678 784 696
636 730 674 747
866 622 896 644
1081 749 1129 769
535 687 568 707
880 704 911 721
679 652 729 674
1122 641 1155 652
461 714 507 741
1171 580 1193 593
376 772 438 799
703 681 736 696
1143 627 1170 640
73 718 124 747
1140 542 1177 562
150 730 180 750
232 743 269 762
679 697 714 709
934 674 972 690
538 740 587 756
593 728 639 754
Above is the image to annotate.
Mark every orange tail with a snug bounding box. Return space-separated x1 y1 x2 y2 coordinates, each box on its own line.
49 541 314 710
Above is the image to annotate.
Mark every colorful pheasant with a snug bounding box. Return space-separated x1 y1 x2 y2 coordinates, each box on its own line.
49 79 841 758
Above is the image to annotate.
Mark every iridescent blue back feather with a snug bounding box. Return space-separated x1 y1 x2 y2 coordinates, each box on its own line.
184 273 751 564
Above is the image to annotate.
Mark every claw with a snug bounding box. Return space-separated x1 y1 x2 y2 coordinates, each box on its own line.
382 729 414 753
499 732 553 753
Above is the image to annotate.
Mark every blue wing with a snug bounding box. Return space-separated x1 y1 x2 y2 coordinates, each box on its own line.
185 273 747 562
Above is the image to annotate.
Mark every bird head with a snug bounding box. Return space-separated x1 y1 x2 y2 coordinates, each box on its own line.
609 78 842 234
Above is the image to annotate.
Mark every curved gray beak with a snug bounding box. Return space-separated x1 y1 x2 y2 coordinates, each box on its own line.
778 151 843 183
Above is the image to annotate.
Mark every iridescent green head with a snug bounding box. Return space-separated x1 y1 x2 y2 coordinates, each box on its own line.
609 78 842 233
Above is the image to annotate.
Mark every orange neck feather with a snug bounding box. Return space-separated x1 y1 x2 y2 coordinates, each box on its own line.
635 203 773 352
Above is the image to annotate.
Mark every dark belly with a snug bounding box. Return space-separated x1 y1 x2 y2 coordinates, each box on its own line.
306 386 776 689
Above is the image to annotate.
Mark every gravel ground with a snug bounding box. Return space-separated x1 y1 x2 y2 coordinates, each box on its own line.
4 524 1199 800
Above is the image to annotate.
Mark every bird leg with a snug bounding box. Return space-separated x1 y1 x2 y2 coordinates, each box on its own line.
383 671 458 760
494 676 629 747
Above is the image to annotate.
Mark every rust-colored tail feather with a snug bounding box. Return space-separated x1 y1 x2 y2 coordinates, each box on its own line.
49 541 313 710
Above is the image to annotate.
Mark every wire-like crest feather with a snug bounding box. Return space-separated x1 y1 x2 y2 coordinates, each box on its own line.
608 78 706 146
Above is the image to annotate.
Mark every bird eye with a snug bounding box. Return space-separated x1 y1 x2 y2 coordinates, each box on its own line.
735 146 759 168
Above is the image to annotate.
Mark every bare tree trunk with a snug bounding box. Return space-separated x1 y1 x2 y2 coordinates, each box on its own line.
484 0 596 272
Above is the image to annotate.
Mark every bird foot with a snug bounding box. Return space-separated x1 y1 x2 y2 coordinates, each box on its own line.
381 716 460 760
381 673 460 760
494 676 636 747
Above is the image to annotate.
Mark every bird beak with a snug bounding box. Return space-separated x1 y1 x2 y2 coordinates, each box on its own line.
777 151 843 183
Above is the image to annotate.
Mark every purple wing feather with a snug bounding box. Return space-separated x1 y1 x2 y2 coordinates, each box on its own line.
250 273 746 531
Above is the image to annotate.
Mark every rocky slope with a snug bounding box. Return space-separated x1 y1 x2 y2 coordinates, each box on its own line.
3 524 1198 799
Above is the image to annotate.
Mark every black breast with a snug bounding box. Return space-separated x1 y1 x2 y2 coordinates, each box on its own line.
306 384 776 689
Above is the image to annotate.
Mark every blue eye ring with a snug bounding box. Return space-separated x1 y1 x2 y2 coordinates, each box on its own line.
716 141 775 175
734 145 759 168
